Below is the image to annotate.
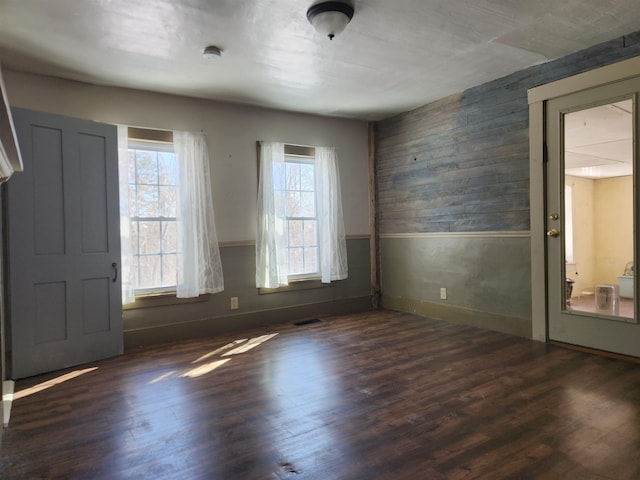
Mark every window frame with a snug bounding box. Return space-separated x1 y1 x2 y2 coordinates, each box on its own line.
127 129 179 296
282 145 321 282
283 155 320 281
564 183 575 264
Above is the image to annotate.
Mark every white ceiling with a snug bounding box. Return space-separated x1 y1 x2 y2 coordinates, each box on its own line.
1 1 640 121
565 100 633 179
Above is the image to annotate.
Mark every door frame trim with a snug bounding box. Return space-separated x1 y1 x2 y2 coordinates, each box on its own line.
528 56 640 342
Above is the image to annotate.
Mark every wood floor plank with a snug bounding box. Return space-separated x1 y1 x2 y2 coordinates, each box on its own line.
1 310 639 479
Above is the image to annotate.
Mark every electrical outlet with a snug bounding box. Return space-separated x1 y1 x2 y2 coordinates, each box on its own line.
230 296 239 310
440 288 447 300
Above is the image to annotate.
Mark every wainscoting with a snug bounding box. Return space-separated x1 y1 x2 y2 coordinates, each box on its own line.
380 233 532 337
123 237 372 347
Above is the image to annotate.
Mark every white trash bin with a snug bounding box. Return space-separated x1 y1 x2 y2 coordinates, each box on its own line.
595 284 619 315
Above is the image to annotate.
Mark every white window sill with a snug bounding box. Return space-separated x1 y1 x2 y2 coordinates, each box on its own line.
124 291 209 310
259 278 332 295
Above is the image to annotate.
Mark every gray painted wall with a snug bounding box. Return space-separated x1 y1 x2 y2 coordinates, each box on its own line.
380 236 531 337
376 32 640 337
125 239 371 346
381 237 530 320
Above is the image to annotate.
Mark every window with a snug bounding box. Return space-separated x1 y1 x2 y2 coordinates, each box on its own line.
118 126 224 304
256 142 348 289
127 138 178 293
277 150 319 279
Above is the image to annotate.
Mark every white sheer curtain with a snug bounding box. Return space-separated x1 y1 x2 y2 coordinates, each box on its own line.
255 141 348 288
256 141 288 288
315 146 348 282
174 131 224 297
117 124 136 305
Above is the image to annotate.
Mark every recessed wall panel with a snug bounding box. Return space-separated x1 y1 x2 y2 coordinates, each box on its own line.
34 282 67 344
79 134 108 253
82 277 110 334
32 126 65 255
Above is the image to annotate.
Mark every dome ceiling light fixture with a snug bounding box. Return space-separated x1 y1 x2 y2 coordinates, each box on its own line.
306 1 354 40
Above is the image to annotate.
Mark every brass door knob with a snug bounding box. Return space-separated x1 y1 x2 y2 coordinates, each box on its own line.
547 228 560 238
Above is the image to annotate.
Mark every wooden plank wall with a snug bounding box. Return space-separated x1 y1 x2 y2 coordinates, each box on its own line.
376 32 640 235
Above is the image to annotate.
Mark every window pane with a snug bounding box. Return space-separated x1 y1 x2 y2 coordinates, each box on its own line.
162 253 177 286
286 163 300 190
274 190 286 214
131 221 139 254
162 221 177 253
136 151 158 185
286 192 301 217
132 255 140 287
159 186 177 217
289 220 303 247
300 192 315 217
139 221 161 254
158 152 177 185
303 221 317 247
128 185 137 217
272 162 286 191
139 255 161 288
304 247 318 273
127 151 136 183
289 248 304 275
301 164 314 191
137 185 159 217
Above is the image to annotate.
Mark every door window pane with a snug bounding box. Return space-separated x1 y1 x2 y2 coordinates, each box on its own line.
563 99 634 321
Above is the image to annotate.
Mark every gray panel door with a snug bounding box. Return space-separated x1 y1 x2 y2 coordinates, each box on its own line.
7 108 123 379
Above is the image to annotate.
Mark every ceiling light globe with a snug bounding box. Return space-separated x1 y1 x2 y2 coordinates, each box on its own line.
307 2 354 40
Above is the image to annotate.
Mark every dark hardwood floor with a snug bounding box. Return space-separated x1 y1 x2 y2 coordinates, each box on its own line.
1 310 639 479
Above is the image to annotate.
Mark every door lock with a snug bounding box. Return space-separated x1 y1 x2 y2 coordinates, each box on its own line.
546 228 560 238
548 213 559 221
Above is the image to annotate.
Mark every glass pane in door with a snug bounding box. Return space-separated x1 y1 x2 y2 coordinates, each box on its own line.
563 99 635 322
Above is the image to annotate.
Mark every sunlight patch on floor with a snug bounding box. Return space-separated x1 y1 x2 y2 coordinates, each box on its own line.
147 333 280 383
223 334 279 356
181 359 232 378
148 370 178 384
192 339 248 363
13 367 99 401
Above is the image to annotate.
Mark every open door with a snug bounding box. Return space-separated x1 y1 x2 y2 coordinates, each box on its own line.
546 76 640 357
7 108 122 379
